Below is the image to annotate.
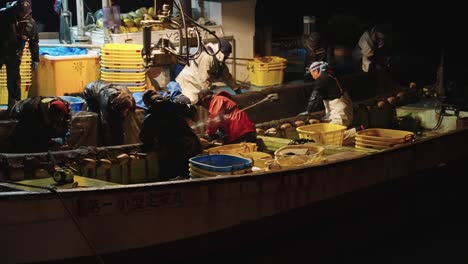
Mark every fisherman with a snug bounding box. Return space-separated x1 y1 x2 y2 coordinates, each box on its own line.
298 61 354 127
174 39 248 105
82 80 136 146
197 88 256 144
140 89 201 181
299 61 361 144
0 0 40 111
353 23 392 73
304 32 333 68
8 96 71 153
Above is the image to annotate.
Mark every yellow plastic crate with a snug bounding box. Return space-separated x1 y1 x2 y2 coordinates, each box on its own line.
35 54 100 96
100 57 144 64
100 71 145 77
296 123 346 146
102 43 143 52
101 77 145 83
101 63 144 69
0 83 30 104
247 56 287 86
101 53 142 59
127 85 146 92
0 52 32 105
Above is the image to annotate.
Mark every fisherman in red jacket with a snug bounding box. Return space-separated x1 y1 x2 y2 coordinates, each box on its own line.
198 89 256 144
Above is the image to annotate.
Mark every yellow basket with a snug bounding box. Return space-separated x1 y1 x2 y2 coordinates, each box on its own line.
247 56 287 86
274 155 325 169
296 123 346 146
274 144 325 158
205 142 258 155
356 128 414 143
238 151 272 169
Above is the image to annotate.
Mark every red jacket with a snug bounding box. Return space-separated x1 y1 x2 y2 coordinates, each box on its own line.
206 91 255 143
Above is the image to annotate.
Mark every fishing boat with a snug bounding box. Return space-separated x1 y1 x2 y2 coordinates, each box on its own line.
1 69 467 264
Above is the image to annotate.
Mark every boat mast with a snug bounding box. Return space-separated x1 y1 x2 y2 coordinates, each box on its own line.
435 48 445 100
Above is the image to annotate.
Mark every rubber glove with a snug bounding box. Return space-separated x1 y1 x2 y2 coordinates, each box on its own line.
51 138 64 145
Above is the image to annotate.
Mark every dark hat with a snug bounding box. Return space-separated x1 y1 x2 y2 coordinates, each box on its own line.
17 0 32 14
218 39 232 56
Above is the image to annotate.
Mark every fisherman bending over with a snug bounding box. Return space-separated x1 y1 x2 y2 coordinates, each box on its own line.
8 96 70 153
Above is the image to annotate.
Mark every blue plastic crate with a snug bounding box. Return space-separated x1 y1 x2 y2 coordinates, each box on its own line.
189 154 252 173
59 96 85 112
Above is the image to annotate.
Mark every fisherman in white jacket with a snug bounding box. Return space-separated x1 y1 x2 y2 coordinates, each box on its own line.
175 39 242 105
354 24 392 73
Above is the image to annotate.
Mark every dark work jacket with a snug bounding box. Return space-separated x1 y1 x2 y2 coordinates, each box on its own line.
140 96 200 154
306 71 344 113
8 96 71 153
83 80 133 146
0 3 39 67
140 96 201 180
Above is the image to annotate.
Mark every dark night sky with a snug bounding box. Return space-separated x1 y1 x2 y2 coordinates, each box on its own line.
17 0 467 101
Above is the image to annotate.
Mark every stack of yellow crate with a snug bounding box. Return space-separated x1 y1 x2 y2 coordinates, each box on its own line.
0 45 32 107
100 43 146 92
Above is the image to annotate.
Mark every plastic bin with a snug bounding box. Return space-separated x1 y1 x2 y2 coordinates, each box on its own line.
247 56 287 86
35 54 100 96
189 154 252 173
59 96 85 112
296 123 346 146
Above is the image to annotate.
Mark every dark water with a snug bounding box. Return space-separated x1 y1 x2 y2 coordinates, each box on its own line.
169 161 468 264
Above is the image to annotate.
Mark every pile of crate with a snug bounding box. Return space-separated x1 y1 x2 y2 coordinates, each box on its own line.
0 45 32 108
100 43 146 92
355 128 415 150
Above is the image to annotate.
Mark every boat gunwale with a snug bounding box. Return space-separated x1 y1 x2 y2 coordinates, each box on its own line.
1 126 467 200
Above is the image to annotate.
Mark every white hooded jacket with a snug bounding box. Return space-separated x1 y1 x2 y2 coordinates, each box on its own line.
175 42 238 104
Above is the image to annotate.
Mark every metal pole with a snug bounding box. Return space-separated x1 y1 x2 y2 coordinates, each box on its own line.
63 0 68 12
102 0 111 43
76 0 84 37
74 0 90 43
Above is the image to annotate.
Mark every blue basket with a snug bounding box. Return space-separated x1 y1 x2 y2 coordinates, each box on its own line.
59 96 85 112
189 154 252 173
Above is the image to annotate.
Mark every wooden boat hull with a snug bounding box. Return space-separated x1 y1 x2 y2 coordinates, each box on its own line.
1 127 467 263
